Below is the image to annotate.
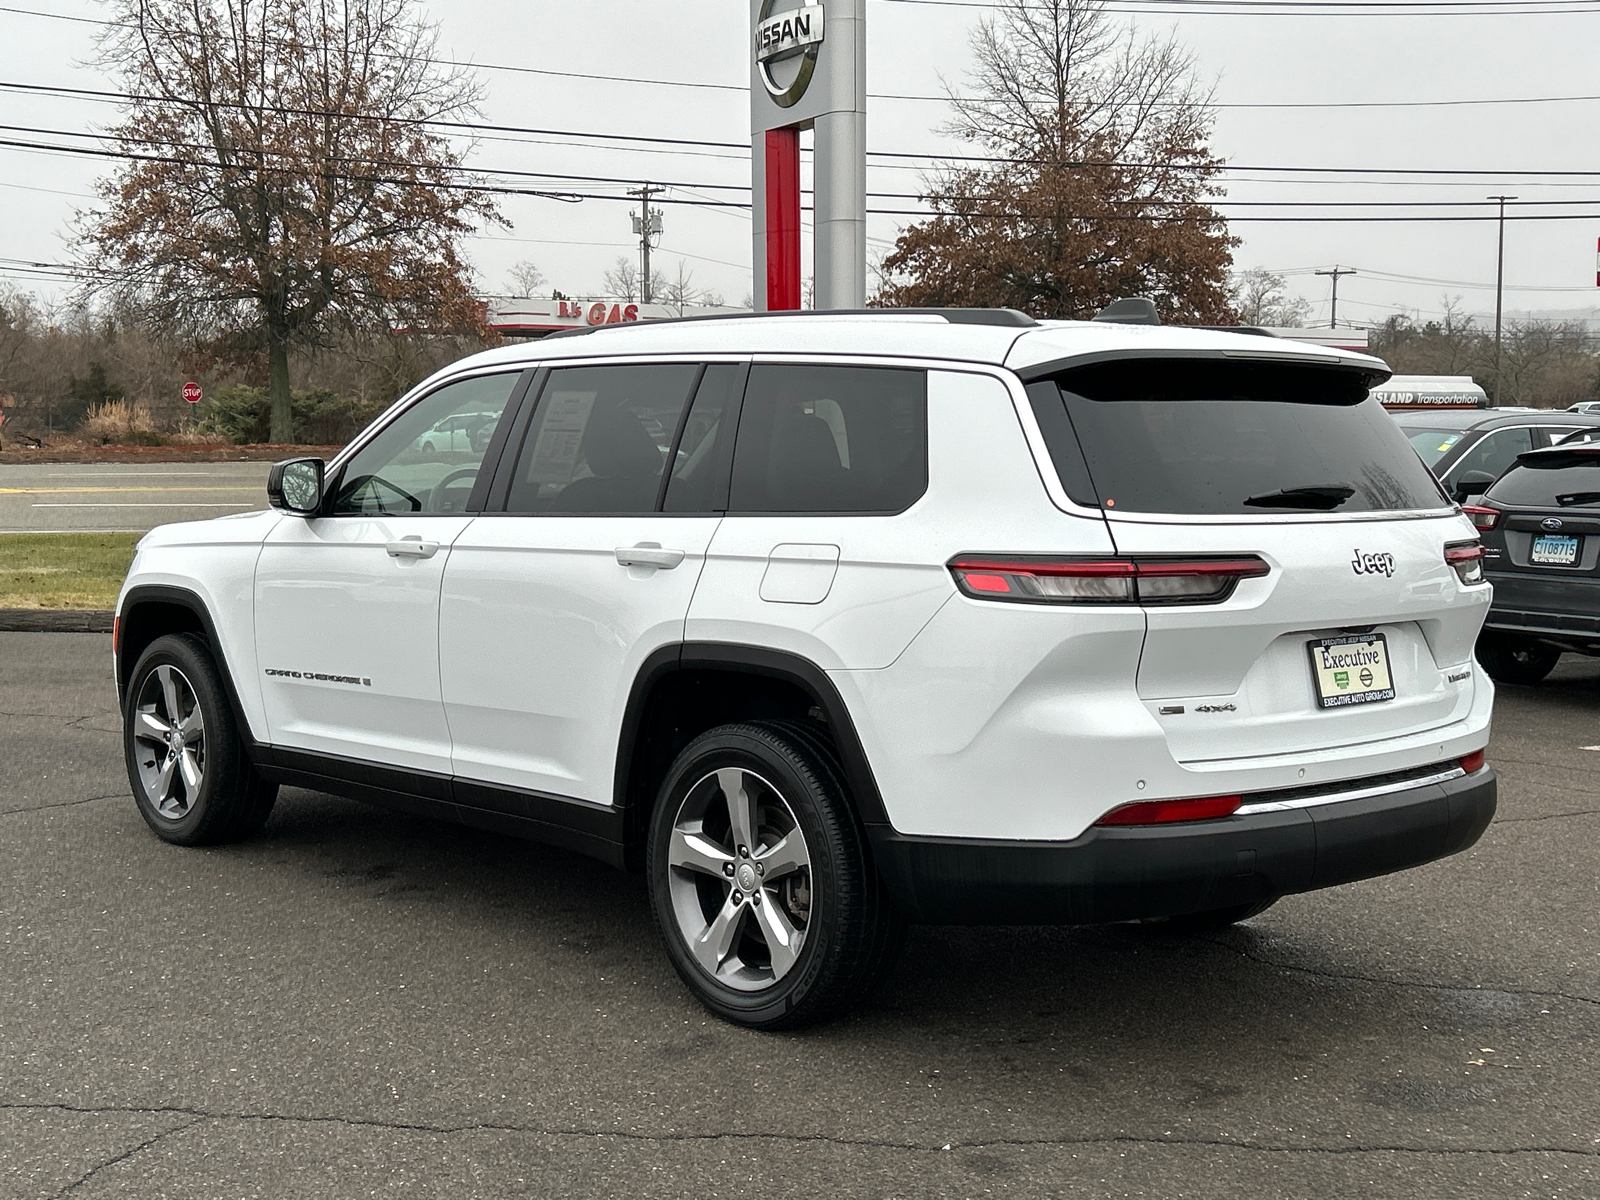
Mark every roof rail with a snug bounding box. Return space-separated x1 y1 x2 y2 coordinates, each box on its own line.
1200 325 1278 339
1092 297 1160 326
541 306 1039 340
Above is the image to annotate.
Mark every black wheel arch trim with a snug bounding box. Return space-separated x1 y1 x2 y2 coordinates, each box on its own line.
614 641 892 838
117 584 266 760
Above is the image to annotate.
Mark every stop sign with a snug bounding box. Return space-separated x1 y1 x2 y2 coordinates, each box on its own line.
182 381 202 404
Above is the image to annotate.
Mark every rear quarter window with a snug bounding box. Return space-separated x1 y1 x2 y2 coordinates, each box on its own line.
1031 358 1449 516
729 364 927 513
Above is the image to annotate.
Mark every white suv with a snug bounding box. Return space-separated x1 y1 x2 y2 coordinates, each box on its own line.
115 308 1497 1028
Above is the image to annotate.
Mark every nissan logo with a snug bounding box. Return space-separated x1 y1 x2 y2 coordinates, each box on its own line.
755 0 826 108
1542 517 1564 531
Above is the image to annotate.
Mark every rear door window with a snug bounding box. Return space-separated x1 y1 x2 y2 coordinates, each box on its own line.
1030 358 1448 516
504 364 700 514
729 364 927 513
1445 427 1533 483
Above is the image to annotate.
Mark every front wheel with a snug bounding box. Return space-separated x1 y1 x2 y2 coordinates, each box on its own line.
1476 632 1561 685
647 722 905 1029
123 633 277 845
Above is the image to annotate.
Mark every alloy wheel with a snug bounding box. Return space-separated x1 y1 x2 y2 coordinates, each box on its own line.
131 664 207 820
665 767 814 992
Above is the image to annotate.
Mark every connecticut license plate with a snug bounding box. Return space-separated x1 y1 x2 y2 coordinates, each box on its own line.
1530 533 1580 566
1307 633 1396 709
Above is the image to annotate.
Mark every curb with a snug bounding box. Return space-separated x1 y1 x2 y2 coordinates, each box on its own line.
0 610 114 633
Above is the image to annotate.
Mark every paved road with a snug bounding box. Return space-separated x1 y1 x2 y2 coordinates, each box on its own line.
0 462 271 532
2 634 1597 1198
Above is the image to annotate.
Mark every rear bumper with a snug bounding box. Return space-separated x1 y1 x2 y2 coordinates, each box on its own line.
1484 604 1600 648
867 766 1496 925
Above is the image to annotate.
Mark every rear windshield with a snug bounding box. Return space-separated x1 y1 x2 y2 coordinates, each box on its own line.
1487 461 1600 508
1029 358 1449 516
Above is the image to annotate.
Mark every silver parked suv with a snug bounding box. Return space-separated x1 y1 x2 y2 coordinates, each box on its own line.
116 308 1497 1028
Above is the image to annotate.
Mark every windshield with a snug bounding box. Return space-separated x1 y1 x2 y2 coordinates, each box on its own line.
1028 358 1449 517
1400 427 1467 468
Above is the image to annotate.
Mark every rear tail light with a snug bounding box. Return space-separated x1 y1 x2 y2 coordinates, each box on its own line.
1095 794 1242 826
1444 541 1485 585
949 556 1269 606
1461 505 1500 532
1460 748 1486 774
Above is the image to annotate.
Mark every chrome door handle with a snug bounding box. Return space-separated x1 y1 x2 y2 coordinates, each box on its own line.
386 538 439 559
615 543 685 570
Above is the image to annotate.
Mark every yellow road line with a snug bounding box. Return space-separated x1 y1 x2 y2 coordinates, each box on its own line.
0 486 256 494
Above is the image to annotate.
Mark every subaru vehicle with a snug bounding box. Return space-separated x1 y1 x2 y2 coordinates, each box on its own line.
115 308 1496 1028
1466 440 1600 683
1392 408 1600 500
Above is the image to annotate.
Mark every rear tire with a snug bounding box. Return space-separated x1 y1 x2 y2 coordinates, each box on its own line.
123 633 277 846
647 721 906 1030
1476 632 1560 685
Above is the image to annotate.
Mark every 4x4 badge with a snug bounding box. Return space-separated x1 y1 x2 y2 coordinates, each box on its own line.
1542 517 1564 530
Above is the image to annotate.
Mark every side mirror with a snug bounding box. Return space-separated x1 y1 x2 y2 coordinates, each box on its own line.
1453 470 1495 503
267 457 325 515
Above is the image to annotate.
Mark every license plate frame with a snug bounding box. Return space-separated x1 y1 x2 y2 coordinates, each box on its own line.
1307 632 1396 709
1530 533 1580 566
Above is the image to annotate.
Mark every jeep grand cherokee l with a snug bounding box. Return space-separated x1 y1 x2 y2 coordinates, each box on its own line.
115 308 1497 1028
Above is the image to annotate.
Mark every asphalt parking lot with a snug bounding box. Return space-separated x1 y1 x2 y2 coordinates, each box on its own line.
0 463 270 532
1 632 1596 1199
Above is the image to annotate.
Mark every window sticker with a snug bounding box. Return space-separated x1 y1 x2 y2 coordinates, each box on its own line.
523 390 596 484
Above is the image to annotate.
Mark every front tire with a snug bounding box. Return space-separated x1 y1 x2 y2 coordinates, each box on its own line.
1476 632 1560 685
647 722 905 1029
123 633 277 846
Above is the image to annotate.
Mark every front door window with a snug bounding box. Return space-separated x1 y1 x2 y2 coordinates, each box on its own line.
332 373 523 516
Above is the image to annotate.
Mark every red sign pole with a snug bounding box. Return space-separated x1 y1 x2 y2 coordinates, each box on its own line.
765 127 802 311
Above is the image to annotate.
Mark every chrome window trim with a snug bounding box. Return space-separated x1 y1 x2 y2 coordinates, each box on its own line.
1234 765 1467 815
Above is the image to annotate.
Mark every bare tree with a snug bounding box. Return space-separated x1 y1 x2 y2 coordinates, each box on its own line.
878 0 1235 322
505 260 546 297
602 255 663 304
657 261 701 316
84 0 500 441
1230 269 1312 327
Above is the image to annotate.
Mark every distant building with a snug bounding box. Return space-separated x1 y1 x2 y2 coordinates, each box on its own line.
486 298 749 338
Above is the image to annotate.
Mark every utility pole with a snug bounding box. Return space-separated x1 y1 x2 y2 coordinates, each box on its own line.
1314 266 1357 329
628 184 663 304
1488 195 1517 407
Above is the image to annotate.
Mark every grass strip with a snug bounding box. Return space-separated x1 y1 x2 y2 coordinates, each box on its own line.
0 533 142 610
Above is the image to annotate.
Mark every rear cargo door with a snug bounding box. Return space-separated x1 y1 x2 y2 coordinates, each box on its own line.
1028 355 1489 765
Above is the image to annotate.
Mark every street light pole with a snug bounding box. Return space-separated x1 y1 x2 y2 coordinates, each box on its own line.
1314 266 1356 329
1488 195 1517 407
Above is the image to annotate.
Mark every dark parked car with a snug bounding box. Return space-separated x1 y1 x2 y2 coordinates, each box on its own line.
1393 409 1600 501
1465 441 1600 683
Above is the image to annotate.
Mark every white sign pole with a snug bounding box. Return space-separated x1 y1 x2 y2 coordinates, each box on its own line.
750 0 866 311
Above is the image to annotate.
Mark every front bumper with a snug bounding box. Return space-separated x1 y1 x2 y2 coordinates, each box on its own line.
867 765 1496 925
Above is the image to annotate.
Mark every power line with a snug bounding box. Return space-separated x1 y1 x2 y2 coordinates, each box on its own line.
24 129 1600 224
877 0 1600 13
9 5 1600 116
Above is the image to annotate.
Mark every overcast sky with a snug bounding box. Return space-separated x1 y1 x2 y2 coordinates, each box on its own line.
3 0 1599 327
